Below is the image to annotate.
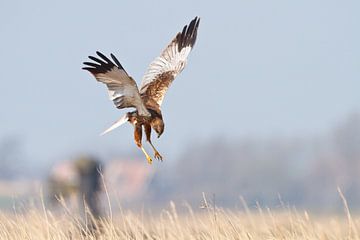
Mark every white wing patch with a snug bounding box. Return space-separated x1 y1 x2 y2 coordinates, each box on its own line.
141 45 191 91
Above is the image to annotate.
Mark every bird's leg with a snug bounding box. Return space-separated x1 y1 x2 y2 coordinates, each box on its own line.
134 125 152 164
144 124 163 161
140 145 153 164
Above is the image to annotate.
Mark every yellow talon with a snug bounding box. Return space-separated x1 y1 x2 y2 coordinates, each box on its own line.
146 155 153 164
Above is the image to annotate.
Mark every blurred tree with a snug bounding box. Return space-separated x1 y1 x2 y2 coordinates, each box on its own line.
332 113 360 204
148 112 360 210
74 156 103 233
0 136 25 179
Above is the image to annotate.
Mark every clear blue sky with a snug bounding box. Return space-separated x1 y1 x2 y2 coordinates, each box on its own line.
0 0 359 164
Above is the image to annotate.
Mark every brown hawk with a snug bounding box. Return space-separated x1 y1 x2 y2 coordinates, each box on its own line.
82 17 200 164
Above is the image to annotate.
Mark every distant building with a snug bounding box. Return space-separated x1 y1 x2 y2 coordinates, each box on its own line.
105 159 154 201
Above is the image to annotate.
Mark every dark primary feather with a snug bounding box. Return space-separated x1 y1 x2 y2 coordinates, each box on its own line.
110 53 126 72
82 51 124 74
177 17 200 52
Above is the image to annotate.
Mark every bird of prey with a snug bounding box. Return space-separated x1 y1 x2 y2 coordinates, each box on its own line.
82 17 200 164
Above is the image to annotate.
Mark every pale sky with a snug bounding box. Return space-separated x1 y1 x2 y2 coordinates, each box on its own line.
0 0 359 165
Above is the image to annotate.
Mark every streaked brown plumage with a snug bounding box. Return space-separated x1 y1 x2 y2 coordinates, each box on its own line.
82 17 200 164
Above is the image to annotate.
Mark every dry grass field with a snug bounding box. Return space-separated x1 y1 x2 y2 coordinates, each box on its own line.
0 191 359 240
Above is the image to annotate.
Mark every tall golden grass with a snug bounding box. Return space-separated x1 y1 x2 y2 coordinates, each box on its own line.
0 190 359 240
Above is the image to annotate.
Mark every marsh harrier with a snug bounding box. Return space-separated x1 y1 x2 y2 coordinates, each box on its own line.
82 17 200 164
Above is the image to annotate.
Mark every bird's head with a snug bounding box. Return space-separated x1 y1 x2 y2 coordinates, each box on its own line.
151 117 164 138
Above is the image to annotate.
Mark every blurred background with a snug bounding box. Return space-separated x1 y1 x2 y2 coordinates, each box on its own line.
0 0 359 212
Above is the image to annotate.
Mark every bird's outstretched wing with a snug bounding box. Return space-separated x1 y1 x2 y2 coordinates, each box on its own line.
139 17 200 108
83 51 150 116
